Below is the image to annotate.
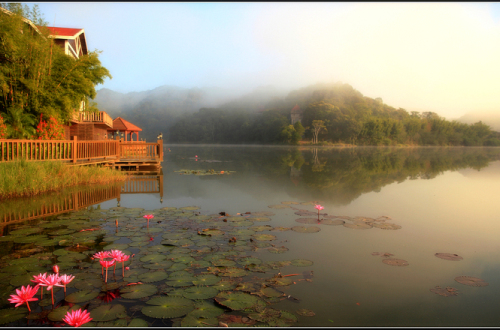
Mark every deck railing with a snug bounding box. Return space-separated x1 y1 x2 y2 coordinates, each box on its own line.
71 111 113 127
0 138 163 163
119 142 162 161
0 139 75 162
76 140 119 161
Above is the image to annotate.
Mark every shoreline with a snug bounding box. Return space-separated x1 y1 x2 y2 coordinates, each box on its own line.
0 160 127 200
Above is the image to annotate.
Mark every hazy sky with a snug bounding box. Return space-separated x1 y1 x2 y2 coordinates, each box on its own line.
34 2 500 119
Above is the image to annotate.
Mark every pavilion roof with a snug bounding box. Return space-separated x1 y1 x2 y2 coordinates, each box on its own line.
110 117 142 131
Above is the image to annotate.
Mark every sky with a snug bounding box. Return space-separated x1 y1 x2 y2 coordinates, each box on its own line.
33 2 500 119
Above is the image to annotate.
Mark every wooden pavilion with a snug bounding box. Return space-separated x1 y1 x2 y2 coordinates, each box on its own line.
108 117 143 142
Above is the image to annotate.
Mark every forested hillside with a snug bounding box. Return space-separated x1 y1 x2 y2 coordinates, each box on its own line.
168 82 500 146
94 85 286 142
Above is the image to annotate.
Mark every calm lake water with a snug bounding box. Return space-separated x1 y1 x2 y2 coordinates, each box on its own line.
1 145 500 327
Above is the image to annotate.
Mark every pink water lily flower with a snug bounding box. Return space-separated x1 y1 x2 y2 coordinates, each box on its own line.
63 308 93 327
39 273 63 305
109 250 124 275
115 254 130 277
100 259 115 283
59 274 75 294
143 214 154 227
315 204 324 220
31 273 47 299
8 285 39 312
93 251 111 260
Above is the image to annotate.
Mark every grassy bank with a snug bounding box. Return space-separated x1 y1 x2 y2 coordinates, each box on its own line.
0 160 127 200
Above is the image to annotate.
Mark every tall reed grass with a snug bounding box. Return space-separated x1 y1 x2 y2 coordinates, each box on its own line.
0 160 127 199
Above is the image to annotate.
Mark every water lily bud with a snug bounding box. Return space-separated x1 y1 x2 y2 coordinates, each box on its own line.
52 265 59 274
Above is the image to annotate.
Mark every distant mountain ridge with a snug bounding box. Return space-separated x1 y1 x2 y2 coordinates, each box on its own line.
94 85 287 141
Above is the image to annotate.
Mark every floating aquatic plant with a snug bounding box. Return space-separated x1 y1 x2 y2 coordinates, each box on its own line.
142 296 195 318
454 276 489 287
430 286 459 297
435 253 463 261
214 292 260 310
291 226 321 233
382 259 409 266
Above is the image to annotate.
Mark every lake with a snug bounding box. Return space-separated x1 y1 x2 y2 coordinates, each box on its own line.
1 145 500 327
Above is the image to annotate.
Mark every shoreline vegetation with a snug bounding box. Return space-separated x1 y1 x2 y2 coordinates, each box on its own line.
0 160 127 200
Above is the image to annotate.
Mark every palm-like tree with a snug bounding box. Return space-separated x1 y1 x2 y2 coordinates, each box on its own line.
4 106 36 139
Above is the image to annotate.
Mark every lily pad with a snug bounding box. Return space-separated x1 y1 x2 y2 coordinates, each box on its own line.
238 257 262 265
187 301 225 319
271 226 291 232
296 308 316 316
382 258 409 266
90 304 127 322
0 307 28 325
260 287 284 298
295 218 320 224
8 228 42 236
140 254 166 263
192 275 221 286
372 223 401 230
181 316 218 327
215 292 260 310
252 234 277 241
291 226 321 233
167 276 196 287
218 267 248 278
454 276 489 287
435 253 463 261
138 271 168 283
47 305 82 321
128 318 149 327
319 219 345 225
430 286 459 297
120 283 158 299
291 259 314 267
142 296 195 318
343 223 372 229
212 280 237 291
268 246 289 254
250 225 273 232
182 286 219 300
65 290 99 303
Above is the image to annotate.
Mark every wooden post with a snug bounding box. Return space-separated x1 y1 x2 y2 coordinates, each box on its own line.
157 139 163 161
72 136 77 163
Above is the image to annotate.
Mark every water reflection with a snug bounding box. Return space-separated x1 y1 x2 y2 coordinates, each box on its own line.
0 170 163 233
165 146 500 206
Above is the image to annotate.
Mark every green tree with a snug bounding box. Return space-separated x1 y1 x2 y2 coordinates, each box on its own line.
291 121 305 145
0 3 111 136
311 120 326 144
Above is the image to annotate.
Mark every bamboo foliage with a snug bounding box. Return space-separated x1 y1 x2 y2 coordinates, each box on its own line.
0 3 111 138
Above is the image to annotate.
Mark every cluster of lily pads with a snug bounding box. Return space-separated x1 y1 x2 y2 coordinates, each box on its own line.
175 169 235 176
0 204 321 327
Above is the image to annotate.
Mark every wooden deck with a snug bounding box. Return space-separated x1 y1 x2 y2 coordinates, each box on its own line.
0 137 163 169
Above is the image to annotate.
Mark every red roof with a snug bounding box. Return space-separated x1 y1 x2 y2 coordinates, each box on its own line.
291 104 301 113
44 26 83 38
111 117 142 132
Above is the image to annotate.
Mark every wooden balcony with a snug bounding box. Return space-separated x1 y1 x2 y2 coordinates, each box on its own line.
71 111 113 128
